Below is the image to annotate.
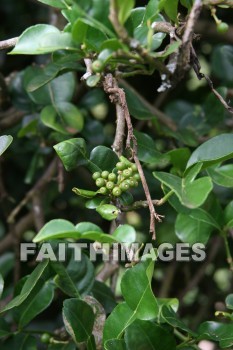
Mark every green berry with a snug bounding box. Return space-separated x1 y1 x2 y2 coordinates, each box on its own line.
129 178 136 187
120 180 130 191
217 22 229 34
133 181 139 187
40 333 51 344
99 187 108 195
131 164 138 173
108 173 117 182
116 162 126 171
92 59 104 73
92 172 101 180
101 171 109 179
106 181 114 190
96 178 106 187
123 168 132 178
133 173 140 181
112 186 122 197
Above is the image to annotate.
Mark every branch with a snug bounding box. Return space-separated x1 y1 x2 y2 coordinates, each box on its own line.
0 108 24 129
0 213 34 254
7 158 58 224
104 74 163 240
104 75 125 156
0 37 18 50
204 0 233 7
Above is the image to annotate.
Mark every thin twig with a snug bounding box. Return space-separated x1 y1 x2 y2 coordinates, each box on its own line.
32 194 45 231
104 74 163 240
204 0 233 7
7 158 58 224
0 37 18 50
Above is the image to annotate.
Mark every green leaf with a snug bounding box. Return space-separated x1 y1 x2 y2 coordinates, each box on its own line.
123 84 154 120
198 321 233 348
54 138 88 171
105 339 127 350
92 281 117 314
207 164 233 188
161 0 179 22
134 131 165 165
96 205 120 221
42 102 84 135
0 274 4 299
0 260 49 313
72 188 98 198
121 259 159 320
0 135 13 156
175 213 214 244
72 18 108 51
10 25 77 55
167 148 191 173
63 298 95 345
162 306 197 336
103 302 136 343
86 75 101 87
186 134 233 171
53 248 95 296
52 261 81 298
0 333 37 349
117 0 135 24
33 219 77 242
104 259 159 344
36 0 70 9
224 200 233 228
125 319 176 350
226 294 233 310
211 45 233 84
204 87 227 126
75 222 102 234
24 68 75 105
153 172 213 209
112 225 136 243
18 281 54 328
90 146 119 172
27 54 83 92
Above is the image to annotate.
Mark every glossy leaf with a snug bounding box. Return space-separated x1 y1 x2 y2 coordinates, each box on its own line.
121 259 159 320
224 200 233 228
103 302 136 343
207 164 233 188
92 281 117 314
134 131 165 164
105 339 127 350
63 298 95 344
54 138 88 171
36 0 69 9
117 0 135 24
211 45 233 84
125 319 176 350
0 135 13 156
90 146 119 172
175 213 214 244
52 261 81 298
0 260 49 313
198 321 233 348
96 205 120 221
161 306 197 336
72 188 98 198
186 134 233 171
10 25 77 55
226 294 233 310
33 219 77 242
153 172 213 209
18 281 54 328
112 225 136 243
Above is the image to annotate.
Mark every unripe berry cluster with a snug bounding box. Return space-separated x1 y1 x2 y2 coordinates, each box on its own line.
92 160 140 197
